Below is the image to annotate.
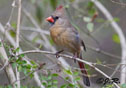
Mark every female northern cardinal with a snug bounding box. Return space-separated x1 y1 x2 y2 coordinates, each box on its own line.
46 5 90 86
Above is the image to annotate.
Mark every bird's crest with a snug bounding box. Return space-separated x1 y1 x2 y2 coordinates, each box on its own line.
56 5 63 10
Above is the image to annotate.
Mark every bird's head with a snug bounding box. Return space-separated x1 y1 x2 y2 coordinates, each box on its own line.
46 5 64 25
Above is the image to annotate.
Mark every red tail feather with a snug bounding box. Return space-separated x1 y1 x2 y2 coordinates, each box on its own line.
77 54 90 86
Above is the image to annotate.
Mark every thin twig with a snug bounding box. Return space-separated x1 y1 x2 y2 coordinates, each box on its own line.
91 0 126 84
15 0 22 87
18 49 120 88
0 39 16 88
0 59 8 72
110 0 126 6
0 23 45 88
21 26 50 35
22 8 78 85
86 45 121 60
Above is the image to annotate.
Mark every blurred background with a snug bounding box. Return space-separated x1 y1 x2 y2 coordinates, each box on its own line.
0 0 126 88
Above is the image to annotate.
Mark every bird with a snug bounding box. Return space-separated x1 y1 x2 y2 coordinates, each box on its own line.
46 5 90 86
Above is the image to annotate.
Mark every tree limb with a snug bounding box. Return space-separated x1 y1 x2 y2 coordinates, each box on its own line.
91 0 126 84
18 49 120 88
0 39 16 88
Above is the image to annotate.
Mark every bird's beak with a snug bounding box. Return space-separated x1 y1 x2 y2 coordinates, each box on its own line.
46 16 54 23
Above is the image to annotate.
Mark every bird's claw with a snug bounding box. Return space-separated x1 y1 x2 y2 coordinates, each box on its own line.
55 50 64 58
55 52 60 58
72 56 77 63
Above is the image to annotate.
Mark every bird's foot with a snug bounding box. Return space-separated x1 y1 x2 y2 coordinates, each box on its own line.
72 55 77 63
55 50 64 58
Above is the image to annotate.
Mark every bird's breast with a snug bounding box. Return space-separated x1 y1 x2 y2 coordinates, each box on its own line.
50 26 81 53
50 26 66 45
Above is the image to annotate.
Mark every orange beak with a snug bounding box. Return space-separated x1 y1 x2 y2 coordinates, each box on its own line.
46 16 54 23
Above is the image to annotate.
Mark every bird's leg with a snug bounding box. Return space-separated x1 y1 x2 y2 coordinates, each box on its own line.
73 53 77 63
55 50 64 58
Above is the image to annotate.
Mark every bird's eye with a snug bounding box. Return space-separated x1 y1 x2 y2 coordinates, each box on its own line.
55 16 59 19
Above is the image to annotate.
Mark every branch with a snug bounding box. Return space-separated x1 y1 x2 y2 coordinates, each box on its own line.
22 8 78 85
0 39 16 88
86 45 121 60
0 58 8 72
110 0 126 6
15 0 22 87
18 49 120 88
0 23 45 88
91 0 126 84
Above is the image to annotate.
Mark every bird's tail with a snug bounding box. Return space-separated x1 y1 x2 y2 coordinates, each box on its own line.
77 53 90 86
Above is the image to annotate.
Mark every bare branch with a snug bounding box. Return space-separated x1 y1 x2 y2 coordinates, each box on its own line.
0 39 16 88
91 0 126 84
110 0 126 6
0 23 45 88
0 58 8 72
22 8 78 85
86 45 121 60
15 0 22 87
18 49 120 88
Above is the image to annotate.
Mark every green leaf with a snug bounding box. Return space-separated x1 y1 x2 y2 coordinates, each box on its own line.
87 1 94 9
16 58 21 63
41 76 48 81
22 60 27 64
11 23 17 29
42 82 47 86
96 58 102 65
26 64 32 69
29 73 34 78
47 75 52 80
83 17 91 22
64 69 72 75
19 54 25 58
32 36 40 43
23 68 27 75
15 47 20 52
49 38 54 45
113 17 120 22
12 62 17 68
0 42 2 47
65 76 70 81
47 81 52 86
52 73 59 77
74 77 81 81
60 84 68 88
87 1 96 16
52 85 58 88
87 23 94 32
84 64 90 74
30 60 36 65
32 65 38 69
18 65 22 72
64 4 69 9
96 18 105 23
9 30 16 38
112 34 120 44
39 44 43 49
71 22 80 31
88 8 96 16
49 0 58 10
36 4 43 23
53 80 58 84
68 83 74 87
7 85 12 88
73 71 79 76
